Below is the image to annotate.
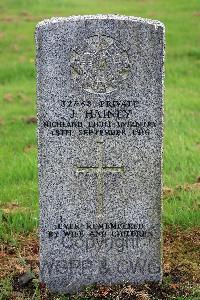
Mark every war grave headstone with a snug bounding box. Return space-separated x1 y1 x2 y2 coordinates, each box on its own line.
35 15 165 293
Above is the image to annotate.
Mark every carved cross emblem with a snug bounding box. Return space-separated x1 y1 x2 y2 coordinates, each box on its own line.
76 142 125 215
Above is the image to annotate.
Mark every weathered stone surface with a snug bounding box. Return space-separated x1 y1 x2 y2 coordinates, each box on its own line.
35 15 165 293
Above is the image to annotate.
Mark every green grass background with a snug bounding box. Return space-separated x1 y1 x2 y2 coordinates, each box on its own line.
0 0 199 240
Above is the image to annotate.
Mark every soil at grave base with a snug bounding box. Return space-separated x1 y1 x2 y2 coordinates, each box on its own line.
0 227 199 300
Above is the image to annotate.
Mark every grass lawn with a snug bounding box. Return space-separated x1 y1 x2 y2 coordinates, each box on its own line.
0 0 199 299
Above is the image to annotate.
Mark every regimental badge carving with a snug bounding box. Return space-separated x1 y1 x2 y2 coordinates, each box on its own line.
70 35 130 94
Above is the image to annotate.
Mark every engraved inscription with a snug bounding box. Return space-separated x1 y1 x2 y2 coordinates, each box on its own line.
70 35 130 94
47 219 155 252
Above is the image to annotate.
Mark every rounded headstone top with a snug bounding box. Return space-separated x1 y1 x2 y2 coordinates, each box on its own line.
35 14 165 32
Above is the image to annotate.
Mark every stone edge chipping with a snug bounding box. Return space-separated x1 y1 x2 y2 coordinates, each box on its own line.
35 14 165 32
160 16 165 286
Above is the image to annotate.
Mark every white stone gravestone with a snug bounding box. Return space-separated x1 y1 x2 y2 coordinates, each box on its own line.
35 15 165 293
